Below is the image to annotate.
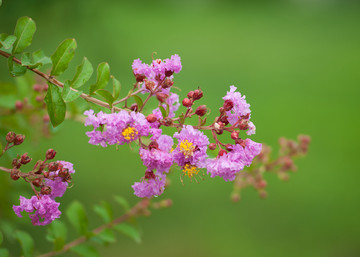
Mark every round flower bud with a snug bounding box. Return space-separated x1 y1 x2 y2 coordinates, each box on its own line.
195 105 207 117
146 114 157 123
162 78 174 88
235 138 246 148
156 93 168 103
225 144 233 152
218 149 227 156
43 115 50 123
144 170 156 179
41 186 52 195
193 89 203 100
135 74 146 83
6 131 16 143
14 134 25 145
148 141 159 150
182 98 192 107
231 130 239 140
20 153 32 165
46 149 56 160
130 103 138 111
145 79 155 91
209 143 217 150
219 115 229 126
187 91 194 99
10 171 20 181
35 96 43 102
12 158 19 168
32 178 42 187
257 180 267 189
33 84 42 92
165 70 174 77
15 100 23 110
238 120 249 130
48 162 59 171
223 99 234 111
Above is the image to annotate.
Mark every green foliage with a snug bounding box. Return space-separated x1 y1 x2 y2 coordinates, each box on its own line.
93 201 113 223
114 196 130 211
45 82 66 127
114 223 141 244
95 229 116 244
95 89 114 108
12 16 36 54
71 245 101 257
89 62 110 94
15 231 34 257
70 57 93 89
66 201 89 236
132 95 143 110
0 34 16 49
21 50 51 69
0 232 3 246
62 80 83 102
8 56 26 76
46 220 67 251
159 105 167 118
0 248 9 257
0 142 3 157
111 76 121 100
50 38 77 76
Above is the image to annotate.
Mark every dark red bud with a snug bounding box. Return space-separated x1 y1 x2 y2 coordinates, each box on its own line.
257 180 267 189
223 100 234 111
193 89 203 100
43 171 49 178
209 143 217 150
182 98 192 107
163 117 173 127
130 103 138 112
218 149 227 156
165 70 174 77
145 79 155 91
219 107 225 113
146 114 157 123
148 141 159 150
59 168 69 179
12 158 19 168
219 115 229 126
156 93 168 103
46 149 56 160
41 186 52 195
195 105 207 117
231 131 239 140
235 138 246 148
238 120 249 130
33 84 42 92
225 144 233 152
135 74 146 83
14 134 25 145
162 78 174 88
145 170 156 179
32 178 42 187
20 153 32 165
6 131 16 143
15 100 23 110
48 162 59 171
10 171 20 181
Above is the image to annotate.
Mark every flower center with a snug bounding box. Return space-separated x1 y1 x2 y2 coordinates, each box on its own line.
179 139 195 158
121 127 138 141
182 164 199 178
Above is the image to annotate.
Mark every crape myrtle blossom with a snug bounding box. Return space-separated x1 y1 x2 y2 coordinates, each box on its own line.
45 161 75 199
132 171 167 198
84 110 151 147
207 139 262 181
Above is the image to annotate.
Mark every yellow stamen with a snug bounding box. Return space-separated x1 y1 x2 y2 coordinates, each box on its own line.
182 164 199 178
179 139 195 158
121 127 138 141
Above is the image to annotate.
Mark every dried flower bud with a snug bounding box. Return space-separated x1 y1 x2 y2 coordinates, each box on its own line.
209 143 217 150
43 171 49 178
12 158 19 168
48 162 59 171
32 178 42 187
46 149 56 160
238 120 249 130
145 170 156 179
135 74 146 83
59 168 69 179
195 105 207 116
187 91 194 99
41 186 52 195
10 170 20 181
182 98 192 107
156 93 168 103
223 100 234 111
146 114 157 123
162 78 174 88
20 153 32 165
6 131 16 143
130 103 138 112
15 100 23 110
14 134 25 145
231 130 239 140
218 149 227 156
193 89 203 100
148 141 159 150
163 117 173 127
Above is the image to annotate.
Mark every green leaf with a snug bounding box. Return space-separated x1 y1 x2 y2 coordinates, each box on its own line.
89 62 110 94
111 75 121 99
0 0 2 7
93 201 113 223
159 105 167 118
71 245 101 257
94 229 116 244
0 231 3 246
8 56 27 77
70 57 93 89
50 38 77 76
15 231 34 257
114 196 130 212
44 82 66 127
132 95 143 110
12 17 36 54
46 220 67 251
95 89 114 108
114 223 141 244
21 50 51 69
0 34 17 49
0 142 3 158
62 80 82 102
0 248 9 257
66 201 88 235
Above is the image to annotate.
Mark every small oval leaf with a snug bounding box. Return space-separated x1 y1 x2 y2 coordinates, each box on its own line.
114 223 141 244
51 38 77 76
62 80 83 103
15 230 34 257
70 57 93 89
8 57 27 77
0 34 17 49
12 17 36 54
95 89 114 108
111 75 121 99
89 62 110 94
66 201 88 236
132 95 143 110
44 82 66 127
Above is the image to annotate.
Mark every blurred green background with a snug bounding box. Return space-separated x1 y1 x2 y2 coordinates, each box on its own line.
1 0 360 256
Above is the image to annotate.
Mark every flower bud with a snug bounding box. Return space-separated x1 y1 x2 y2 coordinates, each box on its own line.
135 74 146 83
146 114 157 123
6 131 16 143
33 84 42 92
225 144 233 152
162 78 174 88
223 100 234 111
231 130 239 140
48 162 59 171
59 168 69 179
187 91 194 99
43 171 49 178
193 89 203 100
145 79 155 91
46 149 56 160
20 153 32 165
43 84 48 91
182 98 192 107
257 180 267 189
238 120 249 130
15 100 23 110
14 134 25 145
10 170 20 181
148 141 159 150
259 190 268 199
235 138 246 148
156 93 168 103
32 178 42 187
130 103 138 111
209 143 217 150
165 70 174 77
195 105 207 116
12 158 19 168
219 115 229 126
41 186 52 195
43 114 50 123
145 170 156 179
218 149 227 156
163 117 173 127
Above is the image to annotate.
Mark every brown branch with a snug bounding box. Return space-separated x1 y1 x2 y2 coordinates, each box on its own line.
38 199 151 257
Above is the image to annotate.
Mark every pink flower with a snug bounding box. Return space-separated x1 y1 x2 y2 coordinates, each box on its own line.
223 86 251 125
132 172 166 198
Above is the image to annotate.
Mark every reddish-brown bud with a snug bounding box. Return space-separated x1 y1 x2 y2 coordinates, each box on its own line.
33 84 42 92
46 149 56 160
219 115 229 125
146 114 157 123
32 178 42 187
10 171 20 181
15 100 23 110
59 168 70 179
209 143 217 150
231 130 239 140
238 120 249 130
193 89 203 100
144 79 155 91
165 70 174 77
156 93 168 103
135 74 146 83
6 131 16 143
162 78 174 88
12 158 19 168
144 170 156 179
163 117 173 127
195 105 207 116
41 186 52 195
20 153 32 165
235 138 246 148
130 103 138 112
148 141 159 150
218 149 227 156
14 134 25 145
182 98 192 107
257 180 267 189
223 100 234 111
43 115 50 123
225 144 233 152
43 171 49 178
187 91 194 99
48 162 59 171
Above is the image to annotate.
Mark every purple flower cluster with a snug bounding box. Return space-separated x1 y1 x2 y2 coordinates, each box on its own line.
45 161 75 198
84 110 151 147
132 172 166 198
